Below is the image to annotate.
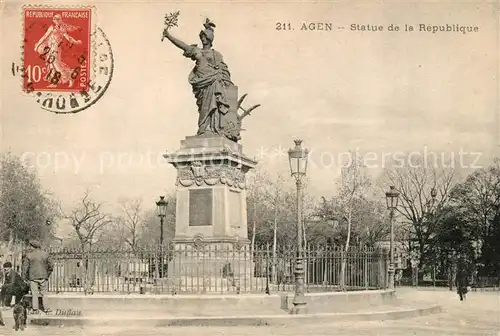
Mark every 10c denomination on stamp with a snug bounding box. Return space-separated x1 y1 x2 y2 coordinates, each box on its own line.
23 7 92 93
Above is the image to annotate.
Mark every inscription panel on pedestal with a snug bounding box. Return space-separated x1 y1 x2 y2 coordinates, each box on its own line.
229 189 242 230
189 189 213 226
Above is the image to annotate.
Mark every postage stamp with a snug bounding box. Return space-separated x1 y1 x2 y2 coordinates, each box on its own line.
20 6 113 114
23 7 92 93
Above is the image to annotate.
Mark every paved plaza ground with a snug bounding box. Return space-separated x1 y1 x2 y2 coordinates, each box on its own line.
0 288 497 335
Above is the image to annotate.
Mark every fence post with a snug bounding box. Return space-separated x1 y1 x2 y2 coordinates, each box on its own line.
265 243 270 294
322 246 328 287
304 242 308 289
363 247 368 290
340 245 345 291
387 250 391 289
381 249 388 289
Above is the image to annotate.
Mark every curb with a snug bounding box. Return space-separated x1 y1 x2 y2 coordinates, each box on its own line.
29 305 442 327
42 289 396 299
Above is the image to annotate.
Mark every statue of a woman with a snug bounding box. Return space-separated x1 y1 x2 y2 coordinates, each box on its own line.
163 19 240 140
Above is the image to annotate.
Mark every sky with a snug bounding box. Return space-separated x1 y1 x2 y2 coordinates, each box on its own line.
1 1 499 236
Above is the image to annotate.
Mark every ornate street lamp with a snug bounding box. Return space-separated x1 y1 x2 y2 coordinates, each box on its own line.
385 186 400 289
288 139 309 314
156 196 168 278
156 196 168 244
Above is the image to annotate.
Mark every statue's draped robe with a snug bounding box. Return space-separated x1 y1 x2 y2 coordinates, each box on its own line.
183 46 234 136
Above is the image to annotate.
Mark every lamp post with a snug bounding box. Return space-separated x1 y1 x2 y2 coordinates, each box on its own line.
385 186 400 289
427 187 437 287
156 196 168 278
288 139 309 314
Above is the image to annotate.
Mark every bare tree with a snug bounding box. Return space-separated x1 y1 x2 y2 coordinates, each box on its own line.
97 217 127 250
246 170 270 253
247 171 289 283
61 189 111 294
315 196 387 247
246 170 302 284
260 173 287 283
335 151 372 289
136 193 176 248
116 198 143 251
382 156 458 273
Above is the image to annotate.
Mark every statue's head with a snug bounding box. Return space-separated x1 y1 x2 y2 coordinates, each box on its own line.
199 29 214 47
199 18 216 47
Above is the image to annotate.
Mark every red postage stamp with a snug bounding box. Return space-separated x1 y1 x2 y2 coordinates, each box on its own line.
23 7 92 93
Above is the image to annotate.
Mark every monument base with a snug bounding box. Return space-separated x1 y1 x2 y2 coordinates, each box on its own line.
167 237 254 293
164 135 257 239
163 135 258 293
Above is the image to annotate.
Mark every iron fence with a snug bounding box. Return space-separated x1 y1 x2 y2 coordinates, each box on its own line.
46 243 389 294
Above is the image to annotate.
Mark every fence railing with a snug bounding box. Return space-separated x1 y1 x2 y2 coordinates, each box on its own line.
46 243 389 294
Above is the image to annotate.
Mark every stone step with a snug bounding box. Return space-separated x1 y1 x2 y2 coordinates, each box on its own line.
37 289 398 318
27 303 442 327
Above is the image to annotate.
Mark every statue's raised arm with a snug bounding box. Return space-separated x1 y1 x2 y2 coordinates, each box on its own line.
163 29 190 52
161 13 260 143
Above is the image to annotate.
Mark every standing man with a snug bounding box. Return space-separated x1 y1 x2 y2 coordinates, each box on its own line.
455 258 469 301
0 262 29 307
21 240 54 313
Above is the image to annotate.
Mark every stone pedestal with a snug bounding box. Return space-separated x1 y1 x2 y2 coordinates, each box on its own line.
163 135 257 292
166 239 254 293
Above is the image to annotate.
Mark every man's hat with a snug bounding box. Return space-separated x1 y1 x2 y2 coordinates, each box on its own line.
3 262 12 268
29 240 41 248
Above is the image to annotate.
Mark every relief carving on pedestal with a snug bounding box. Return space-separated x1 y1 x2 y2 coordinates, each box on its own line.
177 168 195 187
191 161 206 186
192 234 205 251
176 162 247 189
232 234 243 251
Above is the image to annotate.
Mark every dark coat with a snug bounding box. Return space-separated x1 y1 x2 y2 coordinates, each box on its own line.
21 248 54 281
456 270 469 294
3 269 29 293
4 270 24 287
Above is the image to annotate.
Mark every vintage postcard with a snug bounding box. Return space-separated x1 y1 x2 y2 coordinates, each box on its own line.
0 1 499 335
